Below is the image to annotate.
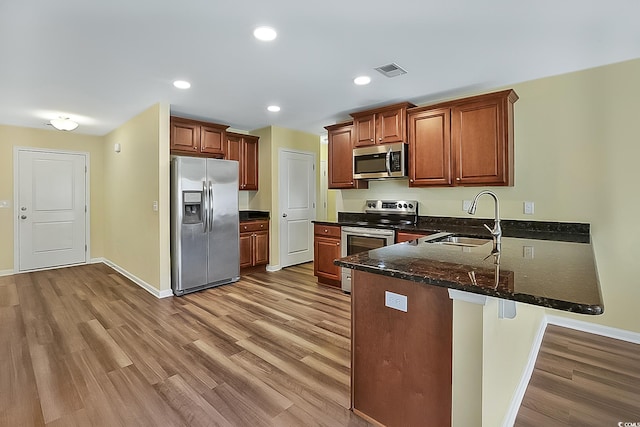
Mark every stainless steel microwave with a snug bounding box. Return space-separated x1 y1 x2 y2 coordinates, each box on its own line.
353 142 408 180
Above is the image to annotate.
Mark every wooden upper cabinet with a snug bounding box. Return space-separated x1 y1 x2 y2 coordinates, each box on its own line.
226 132 259 191
452 90 518 186
408 89 517 187
170 118 199 152
325 122 368 190
200 124 227 156
242 135 259 191
351 102 415 147
408 108 452 186
170 117 228 157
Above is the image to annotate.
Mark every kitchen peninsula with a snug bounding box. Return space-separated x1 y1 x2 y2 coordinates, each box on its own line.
335 226 602 427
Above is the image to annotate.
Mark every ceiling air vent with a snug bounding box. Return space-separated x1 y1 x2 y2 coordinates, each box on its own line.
374 63 407 78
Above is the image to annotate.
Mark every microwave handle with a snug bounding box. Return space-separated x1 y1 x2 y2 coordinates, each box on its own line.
385 148 391 175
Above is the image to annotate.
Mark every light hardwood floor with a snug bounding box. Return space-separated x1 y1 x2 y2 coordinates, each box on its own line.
0 262 373 426
515 324 640 426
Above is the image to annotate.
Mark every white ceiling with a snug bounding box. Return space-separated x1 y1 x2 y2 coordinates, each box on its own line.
1 0 639 136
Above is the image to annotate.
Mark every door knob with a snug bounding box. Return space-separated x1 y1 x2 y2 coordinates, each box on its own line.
282 213 287 217
21 215 27 219
21 206 27 211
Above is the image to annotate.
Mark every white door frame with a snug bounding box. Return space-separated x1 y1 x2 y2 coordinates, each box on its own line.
278 148 316 269
13 147 91 272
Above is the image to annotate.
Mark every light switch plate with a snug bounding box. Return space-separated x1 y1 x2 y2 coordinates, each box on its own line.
0 200 9 208
524 201 535 215
385 291 408 312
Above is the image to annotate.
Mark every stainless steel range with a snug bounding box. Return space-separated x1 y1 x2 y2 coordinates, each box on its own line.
340 200 418 293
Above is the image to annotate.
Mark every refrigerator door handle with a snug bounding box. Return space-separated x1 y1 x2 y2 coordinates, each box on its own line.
209 180 214 231
202 180 208 233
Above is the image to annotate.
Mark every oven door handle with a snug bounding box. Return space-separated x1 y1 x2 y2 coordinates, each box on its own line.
342 231 395 239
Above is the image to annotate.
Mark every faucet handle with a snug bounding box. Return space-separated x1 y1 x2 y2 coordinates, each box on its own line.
483 223 494 233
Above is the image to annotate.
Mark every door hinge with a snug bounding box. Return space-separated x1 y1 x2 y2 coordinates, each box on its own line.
85 205 87 212
85 166 87 173
313 202 315 208
313 164 315 171
85 244 87 252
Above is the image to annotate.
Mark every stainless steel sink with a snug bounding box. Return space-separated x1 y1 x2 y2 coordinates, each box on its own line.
426 234 491 247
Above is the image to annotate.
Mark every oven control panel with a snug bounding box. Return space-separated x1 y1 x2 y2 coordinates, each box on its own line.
365 200 418 215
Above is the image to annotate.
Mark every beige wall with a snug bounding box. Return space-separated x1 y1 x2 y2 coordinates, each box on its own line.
0 125 105 272
103 103 171 292
248 126 321 268
333 58 640 424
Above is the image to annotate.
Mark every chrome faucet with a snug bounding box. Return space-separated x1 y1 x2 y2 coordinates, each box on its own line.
468 190 502 252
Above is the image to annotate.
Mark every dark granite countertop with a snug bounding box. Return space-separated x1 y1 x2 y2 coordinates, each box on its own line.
314 213 591 243
334 234 602 315
239 210 270 221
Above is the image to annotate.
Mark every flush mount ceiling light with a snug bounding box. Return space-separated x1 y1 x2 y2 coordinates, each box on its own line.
267 105 281 112
173 80 191 89
254 26 277 41
49 117 79 131
354 75 371 85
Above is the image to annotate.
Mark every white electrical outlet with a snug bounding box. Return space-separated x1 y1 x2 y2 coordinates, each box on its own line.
463 200 472 211
524 201 535 215
0 200 9 208
385 291 408 312
523 246 535 259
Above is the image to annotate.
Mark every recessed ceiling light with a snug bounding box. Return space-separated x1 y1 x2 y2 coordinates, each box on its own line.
354 76 371 85
267 105 281 112
254 26 277 41
173 80 191 89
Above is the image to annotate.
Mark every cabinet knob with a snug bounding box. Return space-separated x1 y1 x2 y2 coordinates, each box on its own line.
456 177 461 181
243 225 247 230
260 224 264 228
370 138 374 142
378 138 382 141
336 242 340 246
324 229 328 233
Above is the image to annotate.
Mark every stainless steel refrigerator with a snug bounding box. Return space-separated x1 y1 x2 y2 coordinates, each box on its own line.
170 156 240 296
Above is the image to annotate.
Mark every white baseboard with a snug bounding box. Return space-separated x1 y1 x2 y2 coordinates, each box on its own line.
0 268 14 277
502 314 640 426
102 258 173 299
266 264 281 272
546 314 640 344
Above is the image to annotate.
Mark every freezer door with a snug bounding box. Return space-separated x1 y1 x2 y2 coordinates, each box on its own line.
206 158 240 285
171 156 208 294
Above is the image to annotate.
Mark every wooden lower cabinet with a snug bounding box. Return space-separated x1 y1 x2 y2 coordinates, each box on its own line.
395 231 431 243
313 224 341 287
351 270 452 427
240 220 269 270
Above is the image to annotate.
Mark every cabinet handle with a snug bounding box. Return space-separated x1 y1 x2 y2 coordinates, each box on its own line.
336 242 340 246
456 177 461 181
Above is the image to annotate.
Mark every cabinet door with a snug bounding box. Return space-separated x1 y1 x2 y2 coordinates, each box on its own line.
242 136 259 191
170 119 199 153
200 125 226 156
377 108 405 144
408 108 452 186
327 124 368 189
239 232 253 268
226 134 241 162
253 230 269 266
354 114 376 147
313 236 341 282
451 94 512 186
396 231 430 243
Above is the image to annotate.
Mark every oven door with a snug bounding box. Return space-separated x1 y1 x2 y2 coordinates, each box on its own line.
341 227 395 293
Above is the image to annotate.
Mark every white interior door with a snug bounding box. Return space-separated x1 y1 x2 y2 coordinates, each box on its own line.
279 149 316 268
16 149 88 271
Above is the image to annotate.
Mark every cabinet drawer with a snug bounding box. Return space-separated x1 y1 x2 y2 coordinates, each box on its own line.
240 220 269 233
314 224 341 238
